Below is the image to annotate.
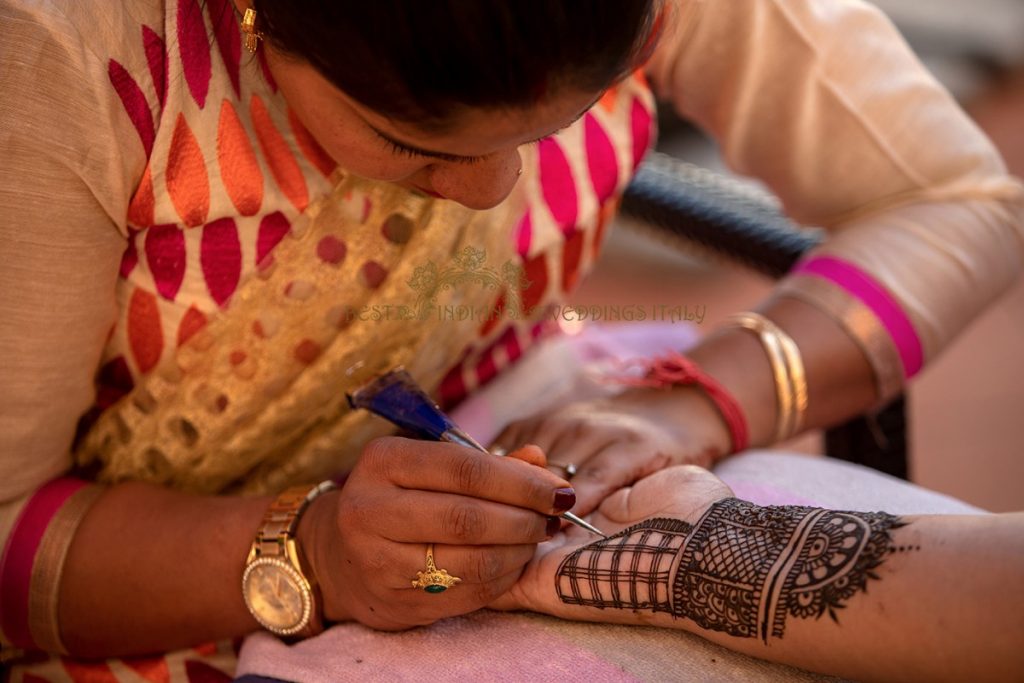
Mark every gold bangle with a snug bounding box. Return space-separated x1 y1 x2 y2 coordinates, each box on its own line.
727 312 807 443
26 484 104 654
776 329 807 436
777 274 903 405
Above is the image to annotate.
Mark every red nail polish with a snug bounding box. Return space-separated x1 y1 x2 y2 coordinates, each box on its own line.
553 488 576 513
546 515 561 537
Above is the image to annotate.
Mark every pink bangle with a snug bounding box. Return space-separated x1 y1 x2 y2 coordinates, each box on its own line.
0 478 97 652
795 256 923 378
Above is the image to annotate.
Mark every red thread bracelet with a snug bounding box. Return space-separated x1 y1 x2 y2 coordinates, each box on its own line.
609 351 750 453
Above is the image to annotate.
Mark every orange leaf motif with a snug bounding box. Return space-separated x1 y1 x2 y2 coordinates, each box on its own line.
166 113 210 227
251 95 309 211
127 288 164 374
217 99 263 216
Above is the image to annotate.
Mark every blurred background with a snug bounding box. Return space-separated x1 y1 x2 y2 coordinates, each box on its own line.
574 0 1024 511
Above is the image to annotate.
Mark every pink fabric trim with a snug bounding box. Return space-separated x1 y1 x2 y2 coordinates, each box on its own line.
0 478 87 649
795 256 923 377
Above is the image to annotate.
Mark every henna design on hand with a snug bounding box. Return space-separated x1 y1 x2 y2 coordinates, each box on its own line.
556 499 904 641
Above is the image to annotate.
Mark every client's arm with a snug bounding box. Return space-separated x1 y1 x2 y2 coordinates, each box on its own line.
495 467 1024 683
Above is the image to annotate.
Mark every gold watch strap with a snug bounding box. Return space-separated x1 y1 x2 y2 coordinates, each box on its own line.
252 481 337 560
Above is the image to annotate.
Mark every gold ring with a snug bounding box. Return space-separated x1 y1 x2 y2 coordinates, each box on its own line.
550 461 578 477
412 544 462 594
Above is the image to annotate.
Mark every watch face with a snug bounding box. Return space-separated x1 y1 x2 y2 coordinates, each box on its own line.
243 558 311 634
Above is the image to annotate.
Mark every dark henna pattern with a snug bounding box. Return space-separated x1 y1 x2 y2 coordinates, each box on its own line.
556 499 904 642
557 517 694 612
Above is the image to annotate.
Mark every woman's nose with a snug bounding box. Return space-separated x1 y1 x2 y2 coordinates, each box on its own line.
428 149 523 210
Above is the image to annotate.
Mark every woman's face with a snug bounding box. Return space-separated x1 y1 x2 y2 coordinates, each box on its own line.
263 43 601 210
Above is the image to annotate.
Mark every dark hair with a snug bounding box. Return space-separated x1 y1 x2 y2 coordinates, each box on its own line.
254 0 660 125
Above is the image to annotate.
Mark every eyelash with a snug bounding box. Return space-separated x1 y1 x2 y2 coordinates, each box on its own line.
370 105 587 167
379 136 486 165
381 137 420 159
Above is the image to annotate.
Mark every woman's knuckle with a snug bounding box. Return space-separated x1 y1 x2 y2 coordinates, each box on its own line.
443 502 486 541
472 550 503 583
361 437 390 462
339 492 375 530
453 455 490 491
363 548 390 575
360 437 399 478
336 496 363 529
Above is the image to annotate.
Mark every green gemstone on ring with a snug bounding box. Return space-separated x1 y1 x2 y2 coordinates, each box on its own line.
424 584 448 594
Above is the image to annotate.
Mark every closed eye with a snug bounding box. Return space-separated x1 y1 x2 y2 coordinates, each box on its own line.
374 129 486 164
371 107 587 165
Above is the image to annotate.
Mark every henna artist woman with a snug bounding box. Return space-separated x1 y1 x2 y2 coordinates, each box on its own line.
1 1 1022 681
2 0 651 671
495 465 1024 682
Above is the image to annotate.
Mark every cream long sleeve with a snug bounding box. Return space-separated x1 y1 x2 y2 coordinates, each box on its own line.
1 2 141 504
646 0 1024 359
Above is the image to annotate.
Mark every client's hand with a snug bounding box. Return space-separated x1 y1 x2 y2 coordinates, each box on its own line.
299 437 574 631
492 387 733 516
491 465 733 619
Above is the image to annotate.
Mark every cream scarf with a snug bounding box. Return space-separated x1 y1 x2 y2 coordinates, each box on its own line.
75 171 524 494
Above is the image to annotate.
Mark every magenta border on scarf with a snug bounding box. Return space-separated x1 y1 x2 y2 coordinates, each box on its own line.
795 256 923 377
0 477 87 649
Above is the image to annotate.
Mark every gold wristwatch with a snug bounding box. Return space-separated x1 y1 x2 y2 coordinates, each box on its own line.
242 480 336 637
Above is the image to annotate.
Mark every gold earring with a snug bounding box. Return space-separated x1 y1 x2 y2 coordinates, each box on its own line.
241 8 264 54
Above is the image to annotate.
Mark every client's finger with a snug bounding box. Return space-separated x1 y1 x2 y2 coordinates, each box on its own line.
599 465 734 525
569 442 672 515
504 444 548 468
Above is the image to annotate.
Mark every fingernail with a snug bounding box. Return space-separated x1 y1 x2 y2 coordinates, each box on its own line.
546 515 561 537
553 488 576 513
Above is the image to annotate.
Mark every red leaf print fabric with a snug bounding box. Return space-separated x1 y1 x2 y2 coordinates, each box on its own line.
205 0 241 97
142 25 168 109
200 218 242 307
585 113 619 202
630 96 654 170
538 138 578 233
108 59 155 157
256 211 291 264
145 224 187 301
177 0 212 108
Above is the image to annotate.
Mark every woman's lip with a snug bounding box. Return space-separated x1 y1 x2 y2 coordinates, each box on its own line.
413 185 446 199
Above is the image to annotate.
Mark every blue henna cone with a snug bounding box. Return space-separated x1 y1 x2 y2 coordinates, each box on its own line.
347 369 456 441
